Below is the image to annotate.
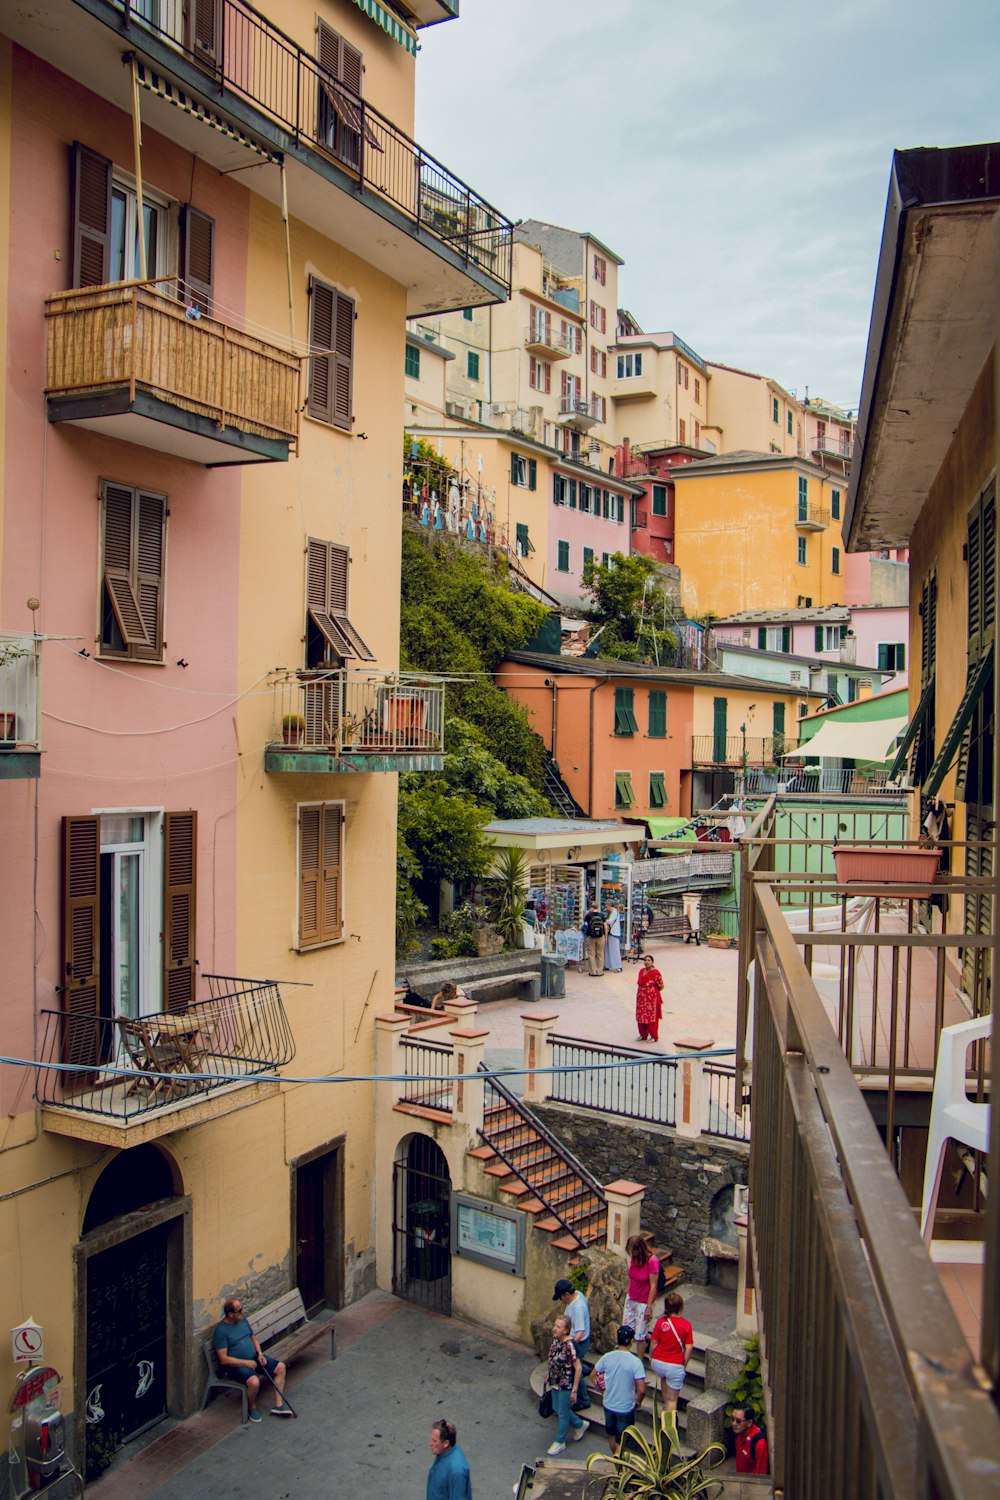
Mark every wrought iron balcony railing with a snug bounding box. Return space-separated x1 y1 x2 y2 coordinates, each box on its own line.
36 974 295 1124
270 669 444 759
692 734 798 766
114 0 513 290
795 501 831 529
0 634 41 754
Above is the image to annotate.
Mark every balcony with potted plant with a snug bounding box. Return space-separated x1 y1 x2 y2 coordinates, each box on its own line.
265 669 445 774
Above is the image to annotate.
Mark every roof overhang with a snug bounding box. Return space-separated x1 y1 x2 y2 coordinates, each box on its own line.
845 143 1000 552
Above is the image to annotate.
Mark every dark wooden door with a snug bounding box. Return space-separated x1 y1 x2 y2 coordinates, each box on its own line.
85 1224 168 1477
296 1157 327 1313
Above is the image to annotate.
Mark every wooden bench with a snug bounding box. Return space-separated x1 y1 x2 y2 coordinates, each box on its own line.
465 971 541 1003
201 1288 335 1423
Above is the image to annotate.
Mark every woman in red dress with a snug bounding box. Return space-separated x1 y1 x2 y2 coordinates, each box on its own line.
635 954 664 1041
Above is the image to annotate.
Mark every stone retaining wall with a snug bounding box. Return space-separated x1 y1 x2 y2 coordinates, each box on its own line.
399 949 541 993
533 1100 748 1285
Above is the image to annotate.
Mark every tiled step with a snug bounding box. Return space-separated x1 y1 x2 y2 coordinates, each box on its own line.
483 1162 516 1179
466 1145 495 1161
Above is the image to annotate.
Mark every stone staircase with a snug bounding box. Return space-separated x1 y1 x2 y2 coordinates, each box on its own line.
469 1073 607 1249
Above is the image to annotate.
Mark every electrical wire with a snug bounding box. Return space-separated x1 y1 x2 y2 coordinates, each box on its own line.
42 669 272 735
12 1051 737 1087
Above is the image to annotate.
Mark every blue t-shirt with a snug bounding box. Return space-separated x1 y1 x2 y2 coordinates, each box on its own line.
212 1317 256 1363
567 1291 590 1344
594 1349 645 1414
427 1444 472 1500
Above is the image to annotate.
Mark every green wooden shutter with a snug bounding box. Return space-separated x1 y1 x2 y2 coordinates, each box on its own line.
758 628 767 650
510 452 519 483
815 626 823 652
648 690 666 737
713 697 727 762
782 627 791 653
528 459 537 491
649 772 666 807
773 702 785 735
557 540 569 572
877 643 889 671
163 811 198 1012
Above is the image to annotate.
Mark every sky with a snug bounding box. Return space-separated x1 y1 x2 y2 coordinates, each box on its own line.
414 0 999 410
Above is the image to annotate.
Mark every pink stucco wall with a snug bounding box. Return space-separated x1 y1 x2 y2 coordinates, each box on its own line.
849 606 910 691
0 53 248 1091
547 505 631 604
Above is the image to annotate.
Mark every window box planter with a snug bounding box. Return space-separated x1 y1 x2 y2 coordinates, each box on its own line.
833 846 942 885
0 711 17 748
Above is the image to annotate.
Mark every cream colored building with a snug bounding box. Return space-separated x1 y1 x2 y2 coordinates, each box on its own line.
702 361 802 457
611 330 711 451
0 0 510 1477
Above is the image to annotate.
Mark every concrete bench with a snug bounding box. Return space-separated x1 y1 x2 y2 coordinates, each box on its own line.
465 971 540 1003
201 1288 335 1423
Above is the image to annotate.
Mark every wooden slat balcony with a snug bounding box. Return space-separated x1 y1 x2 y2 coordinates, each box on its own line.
45 280 301 465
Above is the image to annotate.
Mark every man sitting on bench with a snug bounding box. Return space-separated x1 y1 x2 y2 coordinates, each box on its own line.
212 1298 292 1422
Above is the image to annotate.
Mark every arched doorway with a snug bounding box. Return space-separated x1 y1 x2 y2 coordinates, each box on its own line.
392 1135 452 1315
78 1147 189 1483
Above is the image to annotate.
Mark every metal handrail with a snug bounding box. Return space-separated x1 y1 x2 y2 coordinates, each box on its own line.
479 1064 606 1246
547 1034 678 1129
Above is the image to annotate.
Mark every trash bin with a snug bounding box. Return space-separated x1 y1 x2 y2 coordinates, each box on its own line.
540 953 567 998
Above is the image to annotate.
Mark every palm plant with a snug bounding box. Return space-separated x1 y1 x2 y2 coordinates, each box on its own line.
586 1403 725 1499
487 845 528 947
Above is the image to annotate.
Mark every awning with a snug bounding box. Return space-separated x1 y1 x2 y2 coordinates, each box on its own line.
348 0 418 55
645 816 690 840
788 715 908 763
924 644 994 797
888 677 934 780
133 63 281 164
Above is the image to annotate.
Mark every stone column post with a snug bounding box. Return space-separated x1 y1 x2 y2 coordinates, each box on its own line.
603 1179 646 1257
375 1011 410 1101
441 995 481 1025
521 1011 559 1105
734 1213 758 1336
449 1026 489 1130
675 1053 707 1140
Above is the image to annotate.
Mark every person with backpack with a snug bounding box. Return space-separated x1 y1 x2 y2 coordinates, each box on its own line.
581 904 607 976
731 1404 769 1474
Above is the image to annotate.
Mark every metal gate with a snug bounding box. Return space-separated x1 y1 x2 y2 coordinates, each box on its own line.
85 1223 168 1477
392 1135 451 1315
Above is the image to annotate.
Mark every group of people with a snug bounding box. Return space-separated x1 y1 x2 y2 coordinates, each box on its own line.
581 900 667 1044
542 1247 768 1475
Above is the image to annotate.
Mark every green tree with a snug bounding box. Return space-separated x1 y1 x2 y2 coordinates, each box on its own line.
583 551 678 665
397 777 492 885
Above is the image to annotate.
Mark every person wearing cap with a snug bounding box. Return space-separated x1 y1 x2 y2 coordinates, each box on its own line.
553 1278 591 1409
593 1326 646 1454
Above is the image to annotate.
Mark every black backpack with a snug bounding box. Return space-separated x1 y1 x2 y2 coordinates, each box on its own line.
586 912 606 938
656 1260 669 1298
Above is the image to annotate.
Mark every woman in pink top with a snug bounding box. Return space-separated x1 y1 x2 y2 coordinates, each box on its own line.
622 1234 659 1356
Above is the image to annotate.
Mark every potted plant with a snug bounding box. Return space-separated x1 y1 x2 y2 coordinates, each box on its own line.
281 713 305 747
0 711 16 748
706 930 731 951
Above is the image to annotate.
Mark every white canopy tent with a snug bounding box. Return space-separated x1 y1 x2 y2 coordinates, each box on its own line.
784 715 908 764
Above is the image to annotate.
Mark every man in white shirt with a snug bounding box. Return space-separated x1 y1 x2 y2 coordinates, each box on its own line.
553 1278 592 1409
594 1326 646 1453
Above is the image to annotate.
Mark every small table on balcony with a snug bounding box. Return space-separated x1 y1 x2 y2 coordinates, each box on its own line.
120 1013 214 1102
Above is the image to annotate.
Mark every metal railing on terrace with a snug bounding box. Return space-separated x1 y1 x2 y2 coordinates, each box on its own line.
399 1034 453 1113
746 878 1000 1498
548 1035 678 1127
46 279 301 447
743 765 896 796
0 634 41 750
270 670 444 757
36 974 294 1123
692 734 798 766
116 0 512 289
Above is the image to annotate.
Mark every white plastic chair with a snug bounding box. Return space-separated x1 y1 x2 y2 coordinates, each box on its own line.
920 1015 992 1242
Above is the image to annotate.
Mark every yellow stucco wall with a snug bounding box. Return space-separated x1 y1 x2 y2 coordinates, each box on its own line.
691 682 807 741
704 364 800 457
672 461 846 616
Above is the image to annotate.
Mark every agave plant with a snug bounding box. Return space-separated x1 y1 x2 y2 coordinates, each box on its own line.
586 1402 725 1499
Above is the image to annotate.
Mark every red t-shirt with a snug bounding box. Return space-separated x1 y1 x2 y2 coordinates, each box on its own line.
649 1314 693 1365
735 1424 769 1474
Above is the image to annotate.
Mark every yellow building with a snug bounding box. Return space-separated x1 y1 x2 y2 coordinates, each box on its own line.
702 362 802 457
671 451 846 617
0 0 510 1477
611 330 711 452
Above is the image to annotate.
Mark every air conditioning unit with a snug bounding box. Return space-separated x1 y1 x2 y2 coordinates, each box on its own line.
490 402 508 417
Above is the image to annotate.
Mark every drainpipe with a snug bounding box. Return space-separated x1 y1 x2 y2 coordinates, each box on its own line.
587 676 607 815
544 677 558 761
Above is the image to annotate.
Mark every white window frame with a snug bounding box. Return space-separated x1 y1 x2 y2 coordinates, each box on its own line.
110 171 176 283
511 454 529 488
95 807 165 1019
617 352 642 379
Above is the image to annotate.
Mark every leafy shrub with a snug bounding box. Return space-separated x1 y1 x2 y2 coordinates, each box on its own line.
430 936 461 961
728 1333 764 1422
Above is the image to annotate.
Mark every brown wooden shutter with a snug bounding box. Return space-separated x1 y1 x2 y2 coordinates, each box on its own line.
71 142 111 290
163 811 197 1013
103 485 148 647
135 491 166 660
341 40 363 95
61 816 101 1077
321 804 343 940
299 806 322 946
328 543 349 612
308 279 334 422
333 291 354 430
307 536 330 614
181 205 215 315
185 0 221 69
